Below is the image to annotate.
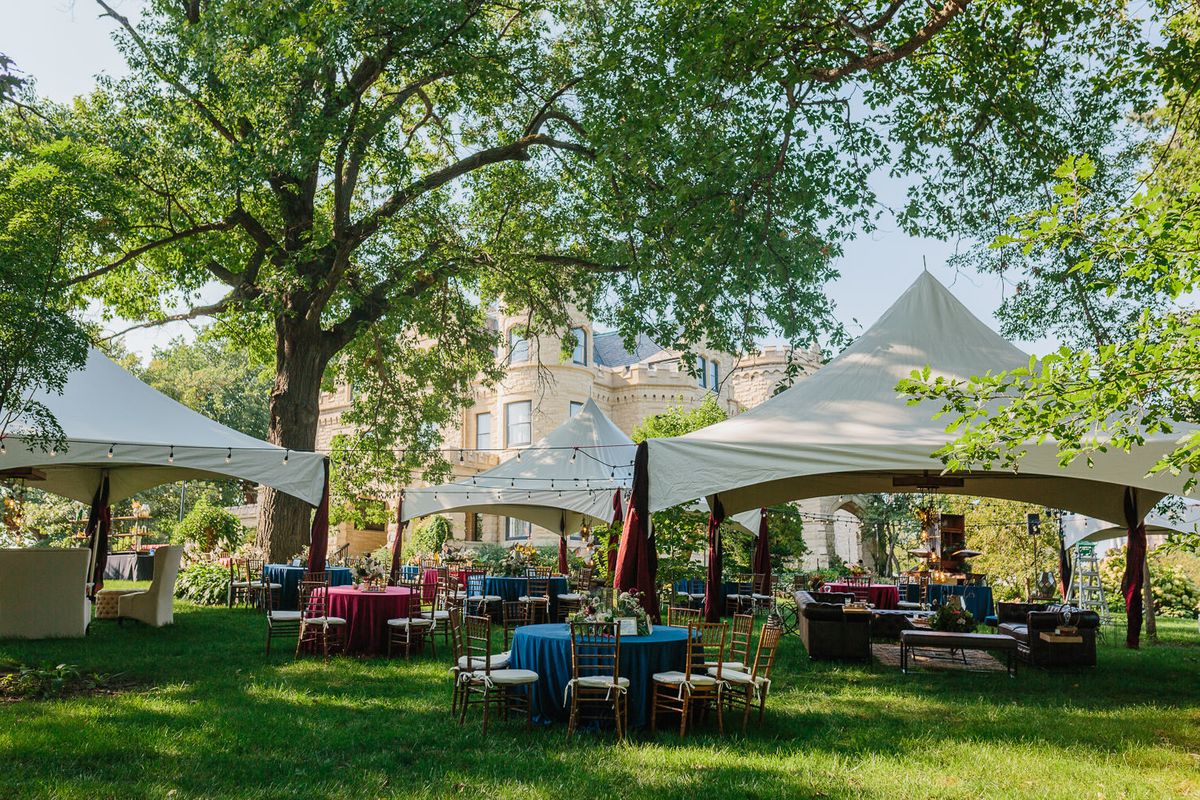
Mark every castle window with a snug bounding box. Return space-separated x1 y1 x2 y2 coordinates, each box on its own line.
570 327 587 365
505 400 531 447
505 517 531 541
709 360 719 391
475 412 492 451
508 329 529 364
697 355 707 388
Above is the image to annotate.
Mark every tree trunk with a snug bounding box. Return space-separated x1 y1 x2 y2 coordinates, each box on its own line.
1143 550 1157 640
255 317 330 562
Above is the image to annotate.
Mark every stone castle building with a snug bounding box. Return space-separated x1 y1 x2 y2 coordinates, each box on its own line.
316 311 867 569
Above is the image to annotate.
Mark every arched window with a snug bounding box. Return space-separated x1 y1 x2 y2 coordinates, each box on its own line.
570 327 587 365
508 329 529 364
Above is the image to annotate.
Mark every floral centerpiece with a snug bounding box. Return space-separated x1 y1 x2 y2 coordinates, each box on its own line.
928 595 975 633
352 554 388 591
499 543 541 576
568 590 652 636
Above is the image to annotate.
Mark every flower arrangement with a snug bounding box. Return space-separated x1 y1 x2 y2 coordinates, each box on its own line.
498 543 542 576
928 595 975 633
568 590 651 636
352 554 388 591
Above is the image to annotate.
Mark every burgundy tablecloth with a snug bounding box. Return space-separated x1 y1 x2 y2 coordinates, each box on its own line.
825 582 900 610
324 586 413 655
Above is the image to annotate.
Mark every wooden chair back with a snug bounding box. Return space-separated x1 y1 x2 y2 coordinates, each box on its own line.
687 621 727 677
668 606 701 628
245 559 265 584
526 565 552 579
569 621 621 683
465 571 488 598
305 570 330 584
297 579 329 619
729 613 754 665
525 576 550 600
846 574 871 588
573 566 594 592
917 573 931 605
462 615 496 674
749 622 784 680
752 573 769 595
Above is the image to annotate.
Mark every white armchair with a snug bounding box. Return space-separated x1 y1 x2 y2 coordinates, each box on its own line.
116 546 184 627
0 548 90 639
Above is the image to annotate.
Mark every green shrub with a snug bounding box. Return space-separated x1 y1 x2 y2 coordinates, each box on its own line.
403 515 452 558
1100 546 1200 618
0 661 119 700
172 498 245 553
175 561 231 606
473 543 509 570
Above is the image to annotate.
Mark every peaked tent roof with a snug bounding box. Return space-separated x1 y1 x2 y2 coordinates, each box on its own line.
2 348 326 505
402 398 637 532
402 398 764 535
1062 503 1200 549
646 272 1197 523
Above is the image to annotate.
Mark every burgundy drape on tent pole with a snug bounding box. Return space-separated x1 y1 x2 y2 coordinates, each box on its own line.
307 459 331 575
1121 487 1147 649
608 489 622 580
613 442 659 621
85 475 111 597
752 507 772 595
703 497 726 623
389 492 406 583
558 514 569 574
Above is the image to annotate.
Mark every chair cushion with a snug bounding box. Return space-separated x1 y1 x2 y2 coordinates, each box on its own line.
421 610 451 620
387 617 434 628
557 593 584 601
652 671 717 686
467 594 502 602
896 601 923 610
466 668 538 685
458 652 511 670
574 675 630 690
518 596 550 603
268 610 302 622
726 594 752 601
301 616 346 625
715 668 766 685
751 593 771 600
704 660 745 672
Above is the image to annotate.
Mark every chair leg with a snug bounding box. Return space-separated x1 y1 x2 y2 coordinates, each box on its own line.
678 696 689 738
481 689 490 735
650 686 658 734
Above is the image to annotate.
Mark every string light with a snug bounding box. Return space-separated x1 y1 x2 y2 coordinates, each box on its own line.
168 446 174 463
459 450 464 463
225 447 232 464
107 444 114 459
49 448 57 457
282 449 290 465
0 440 6 455
570 447 577 463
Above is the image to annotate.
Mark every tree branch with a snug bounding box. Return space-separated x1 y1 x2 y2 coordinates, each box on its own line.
63 219 235 287
806 0 968 83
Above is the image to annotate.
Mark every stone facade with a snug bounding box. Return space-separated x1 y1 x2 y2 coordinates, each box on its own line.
314 310 867 566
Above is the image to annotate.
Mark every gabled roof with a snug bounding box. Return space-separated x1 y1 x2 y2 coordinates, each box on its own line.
646 271 1197 523
3 348 326 505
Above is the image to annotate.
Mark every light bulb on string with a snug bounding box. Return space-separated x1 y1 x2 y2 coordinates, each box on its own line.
282 449 290 465
516 450 521 461
168 446 174 464
459 450 464 463
225 448 232 464
107 444 114 459
0 440 6 455
570 447 577 463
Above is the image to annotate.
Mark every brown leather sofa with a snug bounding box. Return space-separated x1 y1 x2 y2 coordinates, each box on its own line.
995 602 1099 667
794 590 871 661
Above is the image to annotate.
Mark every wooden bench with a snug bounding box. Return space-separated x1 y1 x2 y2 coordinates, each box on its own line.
900 629 1018 677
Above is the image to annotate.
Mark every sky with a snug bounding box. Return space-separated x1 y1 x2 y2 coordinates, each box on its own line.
1 0 1052 360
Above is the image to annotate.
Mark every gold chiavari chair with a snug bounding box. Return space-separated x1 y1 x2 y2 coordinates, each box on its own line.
518 575 551 624
566 621 627 741
651 621 727 737
247 559 281 611
457 615 538 733
726 576 754 615
263 574 301 656
228 558 252 608
295 579 346 662
714 621 784 732
667 606 701 629
708 613 753 672
387 587 436 659
501 600 532 650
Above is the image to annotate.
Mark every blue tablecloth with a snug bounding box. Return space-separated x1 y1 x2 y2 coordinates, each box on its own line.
508 623 689 729
263 564 355 609
400 564 421 580
903 583 994 622
484 576 570 618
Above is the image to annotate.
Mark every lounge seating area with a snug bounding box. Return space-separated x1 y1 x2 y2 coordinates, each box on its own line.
792 590 871 662
0 548 91 639
994 602 1100 668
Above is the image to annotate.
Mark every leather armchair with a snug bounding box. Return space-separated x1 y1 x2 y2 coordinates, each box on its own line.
997 602 1099 667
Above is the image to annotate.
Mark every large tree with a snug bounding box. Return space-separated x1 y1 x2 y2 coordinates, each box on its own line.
62 0 1148 557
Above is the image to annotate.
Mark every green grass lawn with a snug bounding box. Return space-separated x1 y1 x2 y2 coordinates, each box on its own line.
1 592 1198 800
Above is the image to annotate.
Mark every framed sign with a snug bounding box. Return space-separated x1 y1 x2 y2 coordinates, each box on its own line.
617 617 638 637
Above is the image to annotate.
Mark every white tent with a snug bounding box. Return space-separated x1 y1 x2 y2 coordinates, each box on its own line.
646 272 1196 523
1062 503 1200 549
2 348 326 506
402 397 764 535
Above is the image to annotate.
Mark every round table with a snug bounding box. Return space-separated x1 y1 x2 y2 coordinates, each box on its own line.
825 582 900 609
508 623 689 729
263 564 355 609
485 576 570 618
323 585 414 656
